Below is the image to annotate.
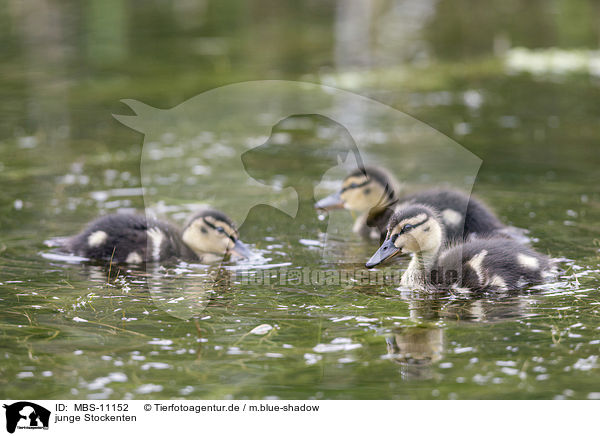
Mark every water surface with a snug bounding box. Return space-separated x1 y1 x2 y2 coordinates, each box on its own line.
1 0 599 400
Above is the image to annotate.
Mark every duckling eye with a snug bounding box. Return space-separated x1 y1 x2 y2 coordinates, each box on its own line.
216 226 225 234
349 183 358 189
401 224 414 233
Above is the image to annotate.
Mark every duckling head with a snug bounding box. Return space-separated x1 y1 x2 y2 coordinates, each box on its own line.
366 205 444 268
315 166 400 213
182 209 251 260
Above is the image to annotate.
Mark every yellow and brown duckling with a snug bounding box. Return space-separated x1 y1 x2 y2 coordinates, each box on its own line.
64 208 250 264
365 204 550 292
315 165 504 242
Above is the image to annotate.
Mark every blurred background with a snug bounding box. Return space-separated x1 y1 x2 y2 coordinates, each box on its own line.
3 0 599 252
1 0 599 400
3 0 600 142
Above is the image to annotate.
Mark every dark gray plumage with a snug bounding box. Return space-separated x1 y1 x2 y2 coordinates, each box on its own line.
435 238 550 292
65 213 194 263
368 187 504 243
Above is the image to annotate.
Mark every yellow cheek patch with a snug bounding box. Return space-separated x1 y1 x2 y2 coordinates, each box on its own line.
393 235 406 248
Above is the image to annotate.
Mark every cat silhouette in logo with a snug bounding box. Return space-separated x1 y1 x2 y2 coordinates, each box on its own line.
3 402 50 434
239 114 365 258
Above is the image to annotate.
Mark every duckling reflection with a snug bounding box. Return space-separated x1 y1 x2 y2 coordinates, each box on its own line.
383 293 534 380
239 114 363 255
386 325 443 380
440 295 535 322
67 260 235 321
144 263 234 321
400 291 535 323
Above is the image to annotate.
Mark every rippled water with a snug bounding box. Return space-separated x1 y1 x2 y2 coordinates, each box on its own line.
1 0 600 400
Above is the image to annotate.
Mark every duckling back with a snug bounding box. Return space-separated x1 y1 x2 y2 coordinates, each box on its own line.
401 189 503 242
435 237 551 292
65 213 192 263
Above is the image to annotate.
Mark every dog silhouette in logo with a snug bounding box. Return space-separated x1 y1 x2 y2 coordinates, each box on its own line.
3 402 50 434
239 114 365 257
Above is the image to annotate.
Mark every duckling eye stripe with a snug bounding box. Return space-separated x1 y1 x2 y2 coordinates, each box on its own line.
394 217 429 235
203 219 236 242
341 180 370 193
406 217 429 231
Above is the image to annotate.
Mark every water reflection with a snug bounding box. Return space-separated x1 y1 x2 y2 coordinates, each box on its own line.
384 293 535 380
402 292 535 323
42 251 237 321
386 325 443 380
145 264 234 320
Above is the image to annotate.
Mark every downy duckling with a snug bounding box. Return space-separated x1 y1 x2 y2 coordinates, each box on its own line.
365 204 550 292
315 166 503 242
64 208 251 264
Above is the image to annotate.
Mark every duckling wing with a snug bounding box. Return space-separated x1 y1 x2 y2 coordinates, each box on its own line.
65 214 150 263
436 238 550 292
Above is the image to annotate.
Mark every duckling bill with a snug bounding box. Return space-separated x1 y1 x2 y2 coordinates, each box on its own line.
64 208 250 264
366 204 551 292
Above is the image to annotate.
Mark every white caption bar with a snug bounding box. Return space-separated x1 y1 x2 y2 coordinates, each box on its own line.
0 400 596 435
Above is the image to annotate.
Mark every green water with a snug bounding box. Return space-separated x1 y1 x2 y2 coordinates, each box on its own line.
1 0 600 400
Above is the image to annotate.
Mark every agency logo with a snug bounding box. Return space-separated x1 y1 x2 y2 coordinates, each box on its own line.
113 80 480 319
3 402 50 434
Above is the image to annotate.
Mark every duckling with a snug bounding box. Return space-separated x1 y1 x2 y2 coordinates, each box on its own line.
365 204 550 292
315 166 504 242
64 208 250 264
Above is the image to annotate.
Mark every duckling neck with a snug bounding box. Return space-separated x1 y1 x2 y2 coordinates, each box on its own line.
370 196 398 215
360 199 399 238
401 249 439 289
182 245 205 262
185 245 224 263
